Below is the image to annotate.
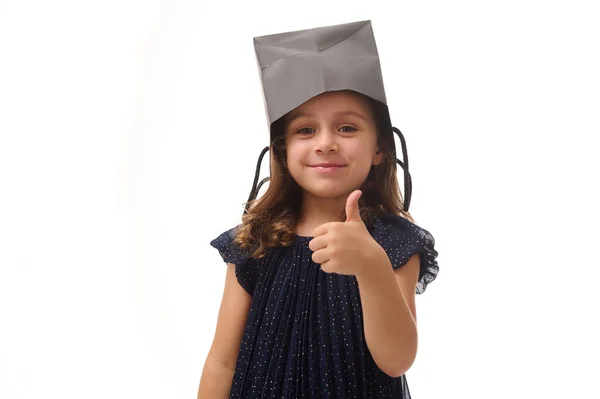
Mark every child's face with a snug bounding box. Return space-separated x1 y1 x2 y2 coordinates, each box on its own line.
283 90 383 199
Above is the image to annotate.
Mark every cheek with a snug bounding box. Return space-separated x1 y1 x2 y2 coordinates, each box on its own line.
284 143 305 175
346 139 374 164
285 141 307 163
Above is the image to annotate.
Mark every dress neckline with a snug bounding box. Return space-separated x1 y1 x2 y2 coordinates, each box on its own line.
293 216 384 243
294 234 313 243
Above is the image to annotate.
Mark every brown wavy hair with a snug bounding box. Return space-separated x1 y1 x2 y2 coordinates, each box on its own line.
234 92 414 259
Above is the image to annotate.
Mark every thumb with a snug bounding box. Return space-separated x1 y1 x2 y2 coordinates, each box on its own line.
345 190 363 222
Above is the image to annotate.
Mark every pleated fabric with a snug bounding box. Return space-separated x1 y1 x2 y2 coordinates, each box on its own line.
210 214 439 398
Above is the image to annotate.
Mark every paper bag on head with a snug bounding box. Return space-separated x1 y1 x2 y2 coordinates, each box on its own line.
245 20 412 214
254 20 389 138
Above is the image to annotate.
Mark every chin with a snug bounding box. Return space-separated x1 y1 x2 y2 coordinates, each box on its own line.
299 182 353 199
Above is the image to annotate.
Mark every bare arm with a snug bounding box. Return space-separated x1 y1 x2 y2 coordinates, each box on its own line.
356 251 420 378
198 263 252 399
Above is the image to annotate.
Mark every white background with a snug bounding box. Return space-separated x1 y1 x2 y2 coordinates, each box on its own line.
1 0 599 398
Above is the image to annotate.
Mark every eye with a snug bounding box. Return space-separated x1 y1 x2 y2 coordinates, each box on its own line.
339 126 357 133
297 127 315 135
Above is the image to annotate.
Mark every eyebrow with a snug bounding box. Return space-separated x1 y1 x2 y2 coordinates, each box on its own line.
286 110 369 124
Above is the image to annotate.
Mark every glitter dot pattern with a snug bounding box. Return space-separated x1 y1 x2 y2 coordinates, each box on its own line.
210 214 439 398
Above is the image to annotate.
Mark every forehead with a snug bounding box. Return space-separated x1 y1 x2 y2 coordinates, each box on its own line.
285 90 372 120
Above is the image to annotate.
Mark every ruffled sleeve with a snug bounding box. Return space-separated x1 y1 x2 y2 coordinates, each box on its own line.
210 226 257 295
373 215 440 294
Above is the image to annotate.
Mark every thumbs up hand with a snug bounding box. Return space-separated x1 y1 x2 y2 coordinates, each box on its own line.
309 190 387 277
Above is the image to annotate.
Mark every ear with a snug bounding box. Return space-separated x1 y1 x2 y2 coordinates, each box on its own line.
372 145 384 166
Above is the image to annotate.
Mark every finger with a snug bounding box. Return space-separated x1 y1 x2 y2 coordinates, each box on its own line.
312 221 336 237
320 260 333 273
311 247 331 264
345 190 362 222
308 235 328 252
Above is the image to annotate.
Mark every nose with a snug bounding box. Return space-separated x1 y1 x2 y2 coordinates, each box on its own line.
315 129 339 153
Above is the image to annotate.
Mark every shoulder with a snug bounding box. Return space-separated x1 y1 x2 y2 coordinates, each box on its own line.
210 225 260 295
372 214 440 294
372 214 435 247
210 225 251 266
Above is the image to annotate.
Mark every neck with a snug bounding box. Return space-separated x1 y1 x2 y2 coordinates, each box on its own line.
296 190 349 236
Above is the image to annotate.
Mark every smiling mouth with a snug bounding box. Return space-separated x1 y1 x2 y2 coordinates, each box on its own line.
310 163 346 167
309 164 347 172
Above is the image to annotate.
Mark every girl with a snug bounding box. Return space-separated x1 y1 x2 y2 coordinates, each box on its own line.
198 20 439 398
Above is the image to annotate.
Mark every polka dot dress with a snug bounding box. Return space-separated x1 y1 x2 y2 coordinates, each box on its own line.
210 214 439 398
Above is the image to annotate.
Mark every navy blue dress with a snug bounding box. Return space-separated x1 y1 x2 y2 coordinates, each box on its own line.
210 214 439 398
